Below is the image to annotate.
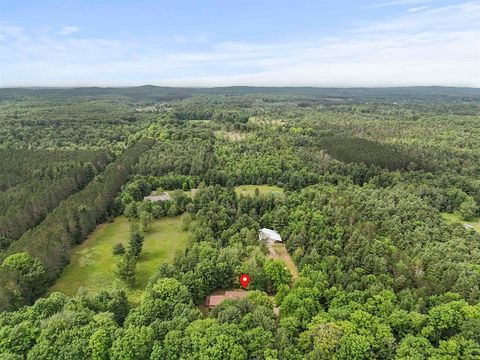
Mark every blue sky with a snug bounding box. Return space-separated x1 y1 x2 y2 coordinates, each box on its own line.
0 0 479 87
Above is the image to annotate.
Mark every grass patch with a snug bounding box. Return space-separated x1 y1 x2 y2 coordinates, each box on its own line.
49 215 190 304
234 185 284 197
442 212 480 233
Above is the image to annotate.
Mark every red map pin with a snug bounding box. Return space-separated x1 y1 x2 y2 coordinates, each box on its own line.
239 274 250 289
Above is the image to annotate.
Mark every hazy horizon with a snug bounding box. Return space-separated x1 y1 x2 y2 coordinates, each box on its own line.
1 0 479 87
1 85 480 90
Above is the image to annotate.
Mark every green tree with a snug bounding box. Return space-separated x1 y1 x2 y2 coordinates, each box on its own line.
0 235 10 251
123 202 138 219
112 243 125 255
395 335 434 359
127 224 144 257
89 329 111 360
115 254 137 287
139 211 153 232
264 259 292 292
83 162 96 182
458 197 477 220
110 326 155 360
2 253 47 302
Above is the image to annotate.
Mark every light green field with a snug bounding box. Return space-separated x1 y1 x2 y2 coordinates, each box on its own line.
234 185 284 197
442 212 480 233
49 216 190 303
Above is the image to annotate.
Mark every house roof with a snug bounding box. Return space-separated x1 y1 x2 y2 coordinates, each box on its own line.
259 228 282 241
224 290 248 299
144 192 172 202
205 290 248 307
206 295 226 307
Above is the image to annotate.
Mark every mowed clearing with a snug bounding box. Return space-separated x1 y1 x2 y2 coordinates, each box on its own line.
442 212 480 233
49 215 190 303
234 185 284 197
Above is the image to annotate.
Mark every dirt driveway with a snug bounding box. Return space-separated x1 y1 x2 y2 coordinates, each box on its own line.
268 243 299 281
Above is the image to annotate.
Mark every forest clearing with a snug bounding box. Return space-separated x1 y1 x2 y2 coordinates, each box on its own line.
442 212 480 233
234 185 284 197
49 215 189 303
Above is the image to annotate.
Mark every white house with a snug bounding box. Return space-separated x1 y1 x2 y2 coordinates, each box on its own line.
259 228 282 244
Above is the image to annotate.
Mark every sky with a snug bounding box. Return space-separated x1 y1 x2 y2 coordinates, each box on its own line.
0 0 479 87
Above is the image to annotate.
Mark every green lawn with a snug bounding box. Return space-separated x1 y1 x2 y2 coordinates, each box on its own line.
442 212 480 233
49 215 190 304
234 185 284 197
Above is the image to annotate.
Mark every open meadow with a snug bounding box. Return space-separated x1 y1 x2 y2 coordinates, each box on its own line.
49 215 190 303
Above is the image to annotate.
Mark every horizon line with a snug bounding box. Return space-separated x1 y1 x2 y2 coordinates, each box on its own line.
1 84 479 90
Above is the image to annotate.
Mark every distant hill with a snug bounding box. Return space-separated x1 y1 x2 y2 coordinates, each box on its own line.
0 85 479 102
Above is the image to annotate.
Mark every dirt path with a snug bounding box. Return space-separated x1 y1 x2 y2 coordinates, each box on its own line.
268 243 299 281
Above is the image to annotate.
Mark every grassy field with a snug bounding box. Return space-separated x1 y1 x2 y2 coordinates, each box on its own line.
49 215 190 304
442 212 480 233
234 185 284 197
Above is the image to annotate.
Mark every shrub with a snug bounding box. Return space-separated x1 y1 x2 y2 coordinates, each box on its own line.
113 243 126 255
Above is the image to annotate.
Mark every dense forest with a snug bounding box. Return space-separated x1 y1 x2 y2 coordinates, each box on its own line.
0 86 479 359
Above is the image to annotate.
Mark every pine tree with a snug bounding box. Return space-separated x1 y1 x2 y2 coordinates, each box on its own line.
127 223 145 257
83 162 96 182
115 253 137 287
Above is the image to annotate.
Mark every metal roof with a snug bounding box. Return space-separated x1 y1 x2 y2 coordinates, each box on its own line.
259 228 282 241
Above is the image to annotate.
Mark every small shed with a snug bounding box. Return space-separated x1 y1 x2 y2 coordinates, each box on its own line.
259 228 282 244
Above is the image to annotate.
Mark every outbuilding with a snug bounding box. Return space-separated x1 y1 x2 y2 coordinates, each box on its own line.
143 192 172 202
259 228 282 244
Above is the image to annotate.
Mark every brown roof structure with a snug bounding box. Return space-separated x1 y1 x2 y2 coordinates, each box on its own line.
143 192 172 202
205 290 248 307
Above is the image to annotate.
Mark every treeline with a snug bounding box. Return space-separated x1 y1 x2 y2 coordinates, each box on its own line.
0 140 154 311
135 139 214 177
367 171 480 219
0 148 109 191
315 136 425 171
0 151 112 243
174 105 250 123
0 98 153 151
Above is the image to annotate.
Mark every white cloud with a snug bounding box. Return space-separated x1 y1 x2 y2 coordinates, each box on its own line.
408 6 430 12
58 26 81 36
367 0 434 8
0 2 479 87
173 34 210 43
0 25 25 41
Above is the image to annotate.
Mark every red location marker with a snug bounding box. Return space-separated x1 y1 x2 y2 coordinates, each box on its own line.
239 274 250 289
